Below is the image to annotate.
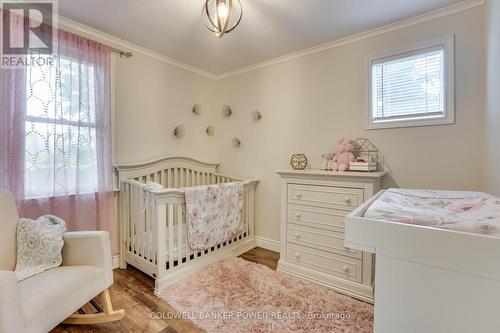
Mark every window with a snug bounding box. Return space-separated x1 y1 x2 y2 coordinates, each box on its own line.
24 55 99 198
367 36 454 129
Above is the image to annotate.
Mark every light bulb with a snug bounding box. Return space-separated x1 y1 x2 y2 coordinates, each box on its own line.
217 2 228 18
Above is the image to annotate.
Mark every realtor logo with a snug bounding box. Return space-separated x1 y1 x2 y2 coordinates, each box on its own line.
1 0 57 67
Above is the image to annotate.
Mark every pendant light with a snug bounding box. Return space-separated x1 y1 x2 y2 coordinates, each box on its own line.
203 0 243 38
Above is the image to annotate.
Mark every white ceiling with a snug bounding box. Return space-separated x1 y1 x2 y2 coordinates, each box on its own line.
59 0 466 76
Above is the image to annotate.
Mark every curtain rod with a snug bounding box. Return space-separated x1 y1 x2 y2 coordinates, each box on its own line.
110 47 133 58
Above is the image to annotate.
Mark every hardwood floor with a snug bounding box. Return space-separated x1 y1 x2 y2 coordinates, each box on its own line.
52 247 279 333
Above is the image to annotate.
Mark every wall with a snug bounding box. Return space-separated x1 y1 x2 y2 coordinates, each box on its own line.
59 24 218 166
214 7 486 243
113 53 217 165
485 0 500 196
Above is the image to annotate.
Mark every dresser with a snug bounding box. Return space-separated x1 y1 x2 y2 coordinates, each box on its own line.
276 169 386 303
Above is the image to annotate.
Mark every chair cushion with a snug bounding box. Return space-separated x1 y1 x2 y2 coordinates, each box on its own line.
19 265 106 333
0 191 19 271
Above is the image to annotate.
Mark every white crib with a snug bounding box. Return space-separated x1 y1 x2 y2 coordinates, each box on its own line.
116 156 258 295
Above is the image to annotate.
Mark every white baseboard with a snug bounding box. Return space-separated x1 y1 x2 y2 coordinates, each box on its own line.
255 236 280 252
112 255 120 270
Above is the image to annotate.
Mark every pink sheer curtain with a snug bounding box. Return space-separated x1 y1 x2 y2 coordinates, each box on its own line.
0 13 117 252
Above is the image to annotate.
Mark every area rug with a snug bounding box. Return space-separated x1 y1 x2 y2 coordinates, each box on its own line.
159 257 373 333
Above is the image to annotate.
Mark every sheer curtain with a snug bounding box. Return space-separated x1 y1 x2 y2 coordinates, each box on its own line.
0 14 117 252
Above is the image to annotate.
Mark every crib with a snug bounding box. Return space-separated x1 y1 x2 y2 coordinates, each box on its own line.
116 156 258 295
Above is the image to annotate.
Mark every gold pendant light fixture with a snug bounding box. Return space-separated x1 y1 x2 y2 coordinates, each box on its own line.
203 0 243 38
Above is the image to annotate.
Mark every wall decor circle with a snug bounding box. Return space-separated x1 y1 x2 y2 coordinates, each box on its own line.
232 137 241 148
222 105 233 118
252 110 262 122
290 153 308 170
172 125 185 138
206 125 215 136
192 104 202 115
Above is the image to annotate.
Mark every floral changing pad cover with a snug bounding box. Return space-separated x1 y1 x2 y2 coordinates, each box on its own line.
364 189 500 236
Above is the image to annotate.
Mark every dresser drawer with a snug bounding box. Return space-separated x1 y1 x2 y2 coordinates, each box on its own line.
287 223 362 259
286 243 362 283
287 204 349 232
287 184 363 210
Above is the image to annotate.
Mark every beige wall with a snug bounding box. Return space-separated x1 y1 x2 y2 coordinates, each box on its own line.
59 24 218 166
66 6 489 244
113 53 217 164
485 0 500 196
214 7 486 242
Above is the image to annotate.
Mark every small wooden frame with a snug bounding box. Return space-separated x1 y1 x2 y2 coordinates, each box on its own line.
63 289 125 325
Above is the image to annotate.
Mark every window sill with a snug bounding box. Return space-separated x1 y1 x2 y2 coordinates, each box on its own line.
366 115 455 130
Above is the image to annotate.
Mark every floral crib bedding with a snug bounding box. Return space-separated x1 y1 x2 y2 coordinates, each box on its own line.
183 182 244 250
364 189 500 236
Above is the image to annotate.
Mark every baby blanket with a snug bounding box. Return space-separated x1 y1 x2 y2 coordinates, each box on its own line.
15 215 67 281
364 189 500 236
183 182 244 250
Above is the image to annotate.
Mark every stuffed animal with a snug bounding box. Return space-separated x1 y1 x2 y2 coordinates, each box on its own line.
320 152 336 170
331 138 356 172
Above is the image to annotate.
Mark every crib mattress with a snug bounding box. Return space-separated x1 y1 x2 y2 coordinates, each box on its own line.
363 188 500 237
131 224 190 260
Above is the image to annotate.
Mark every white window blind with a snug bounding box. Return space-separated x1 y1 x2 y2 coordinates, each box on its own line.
367 36 454 129
372 47 444 121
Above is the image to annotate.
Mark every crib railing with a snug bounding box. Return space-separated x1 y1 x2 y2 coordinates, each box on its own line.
119 173 257 282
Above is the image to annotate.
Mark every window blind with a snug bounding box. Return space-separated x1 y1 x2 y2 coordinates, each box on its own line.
372 47 444 121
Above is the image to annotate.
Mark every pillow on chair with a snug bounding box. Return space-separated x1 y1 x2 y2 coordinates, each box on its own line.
15 215 67 281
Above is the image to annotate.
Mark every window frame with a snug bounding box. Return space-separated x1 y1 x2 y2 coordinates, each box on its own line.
366 35 455 130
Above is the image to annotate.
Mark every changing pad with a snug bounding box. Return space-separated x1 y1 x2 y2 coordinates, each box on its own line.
364 189 500 236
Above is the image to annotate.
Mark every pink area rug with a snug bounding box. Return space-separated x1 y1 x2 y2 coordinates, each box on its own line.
159 257 373 333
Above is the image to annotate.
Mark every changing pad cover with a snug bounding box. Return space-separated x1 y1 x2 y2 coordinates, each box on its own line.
364 189 500 236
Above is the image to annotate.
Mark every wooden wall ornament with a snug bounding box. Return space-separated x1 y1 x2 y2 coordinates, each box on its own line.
290 154 308 170
192 104 202 115
222 105 233 118
232 137 241 148
252 110 262 122
206 125 215 136
172 125 185 138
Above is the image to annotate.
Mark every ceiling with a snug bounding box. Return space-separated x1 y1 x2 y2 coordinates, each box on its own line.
58 0 466 76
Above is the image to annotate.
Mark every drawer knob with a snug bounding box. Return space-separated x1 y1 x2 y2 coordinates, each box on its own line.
295 212 301 219
294 232 300 239
342 265 349 272
296 192 302 199
344 196 351 204
295 253 301 259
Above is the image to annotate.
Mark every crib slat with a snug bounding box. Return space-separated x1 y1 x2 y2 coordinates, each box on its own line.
168 204 175 270
177 205 183 264
131 185 137 254
126 184 131 252
167 169 172 188
151 199 157 266
138 186 144 257
157 203 167 275
145 195 152 262
249 187 254 237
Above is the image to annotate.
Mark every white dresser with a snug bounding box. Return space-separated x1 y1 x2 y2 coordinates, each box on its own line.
276 169 385 303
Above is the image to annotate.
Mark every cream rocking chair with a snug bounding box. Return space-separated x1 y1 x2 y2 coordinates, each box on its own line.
0 191 125 333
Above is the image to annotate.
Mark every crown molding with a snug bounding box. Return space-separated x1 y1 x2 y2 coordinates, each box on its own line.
214 0 485 79
56 16 217 79
55 0 484 80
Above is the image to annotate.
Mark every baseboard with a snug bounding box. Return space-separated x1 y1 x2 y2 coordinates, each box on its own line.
255 236 280 252
112 255 120 270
